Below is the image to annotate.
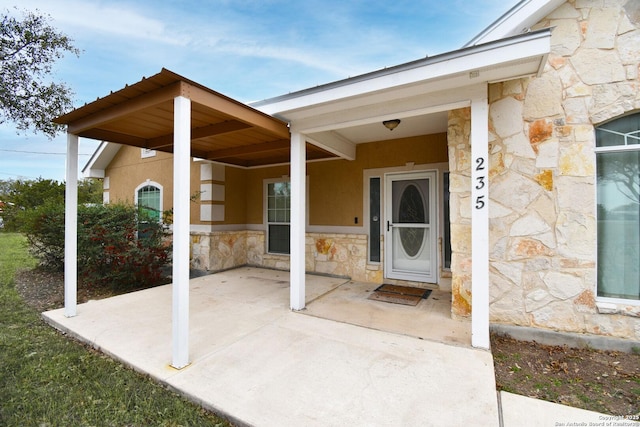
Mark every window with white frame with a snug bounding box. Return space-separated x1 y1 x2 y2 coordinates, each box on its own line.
266 180 290 254
595 112 640 301
136 183 162 222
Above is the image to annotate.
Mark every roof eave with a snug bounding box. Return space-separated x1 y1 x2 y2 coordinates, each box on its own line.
252 28 552 116
464 0 564 47
82 141 121 178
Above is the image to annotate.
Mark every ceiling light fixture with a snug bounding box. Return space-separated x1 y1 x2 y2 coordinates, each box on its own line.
383 119 401 131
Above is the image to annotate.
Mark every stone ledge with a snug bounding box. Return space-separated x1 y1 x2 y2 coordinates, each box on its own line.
263 253 290 260
596 301 640 318
491 324 640 353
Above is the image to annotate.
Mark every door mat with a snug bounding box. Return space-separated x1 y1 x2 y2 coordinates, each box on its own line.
367 284 432 306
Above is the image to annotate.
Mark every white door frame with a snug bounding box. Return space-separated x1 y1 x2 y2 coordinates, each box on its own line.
384 170 438 283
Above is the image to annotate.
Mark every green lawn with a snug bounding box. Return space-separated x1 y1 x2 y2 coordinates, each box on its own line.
0 233 230 427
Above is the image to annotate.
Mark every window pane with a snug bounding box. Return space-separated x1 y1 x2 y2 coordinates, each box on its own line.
596 114 640 147
266 181 291 254
597 151 640 300
138 185 160 221
369 177 381 263
269 224 290 254
443 172 452 269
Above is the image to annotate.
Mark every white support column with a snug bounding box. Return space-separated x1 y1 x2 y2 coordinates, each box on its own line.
290 131 306 310
470 93 490 350
64 133 79 318
172 95 191 369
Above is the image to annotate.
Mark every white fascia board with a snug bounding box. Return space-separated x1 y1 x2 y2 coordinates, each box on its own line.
82 141 121 178
254 29 551 118
464 0 564 47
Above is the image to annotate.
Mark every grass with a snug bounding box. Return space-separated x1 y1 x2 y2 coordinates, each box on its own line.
0 233 230 427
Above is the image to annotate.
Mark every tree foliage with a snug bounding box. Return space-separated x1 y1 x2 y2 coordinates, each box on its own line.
0 178 102 231
0 8 80 137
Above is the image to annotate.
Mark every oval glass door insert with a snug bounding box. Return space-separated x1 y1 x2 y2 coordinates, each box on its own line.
398 184 426 257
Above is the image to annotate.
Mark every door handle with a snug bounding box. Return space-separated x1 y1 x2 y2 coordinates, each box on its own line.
387 221 391 232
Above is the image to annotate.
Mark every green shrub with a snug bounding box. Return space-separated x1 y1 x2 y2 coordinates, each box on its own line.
20 201 65 269
21 203 171 291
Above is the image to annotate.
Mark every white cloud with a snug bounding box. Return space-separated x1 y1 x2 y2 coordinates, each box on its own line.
7 0 512 83
7 0 186 45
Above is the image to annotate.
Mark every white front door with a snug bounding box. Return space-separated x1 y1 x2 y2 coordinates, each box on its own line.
384 171 437 283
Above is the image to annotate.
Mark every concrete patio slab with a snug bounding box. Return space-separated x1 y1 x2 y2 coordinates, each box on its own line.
43 267 500 426
304 280 471 346
172 313 498 426
43 267 634 426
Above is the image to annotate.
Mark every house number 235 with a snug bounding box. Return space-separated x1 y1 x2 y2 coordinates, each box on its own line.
475 157 487 210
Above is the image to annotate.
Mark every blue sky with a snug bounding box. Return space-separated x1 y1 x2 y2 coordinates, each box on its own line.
0 0 519 182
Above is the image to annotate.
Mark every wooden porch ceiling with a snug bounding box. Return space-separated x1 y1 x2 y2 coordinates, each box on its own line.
54 68 338 167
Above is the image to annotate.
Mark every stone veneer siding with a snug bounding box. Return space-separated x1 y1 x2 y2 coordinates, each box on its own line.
477 0 640 340
190 230 381 283
447 108 473 319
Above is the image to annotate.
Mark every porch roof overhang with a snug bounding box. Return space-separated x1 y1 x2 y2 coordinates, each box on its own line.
54 68 339 168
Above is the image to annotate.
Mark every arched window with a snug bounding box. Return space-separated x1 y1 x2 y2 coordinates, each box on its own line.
135 182 163 222
595 112 640 301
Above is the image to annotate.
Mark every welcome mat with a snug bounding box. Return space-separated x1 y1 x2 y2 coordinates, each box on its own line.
367 284 432 306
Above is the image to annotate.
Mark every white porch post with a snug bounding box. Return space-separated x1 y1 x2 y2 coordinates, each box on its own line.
172 95 191 369
470 93 490 349
64 133 79 318
290 131 306 310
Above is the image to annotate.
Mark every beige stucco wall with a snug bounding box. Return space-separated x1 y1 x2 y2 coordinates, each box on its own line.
105 148 206 224
244 134 448 226
105 148 247 225
480 0 640 339
236 134 448 283
106 147 173 208
105 134 449 284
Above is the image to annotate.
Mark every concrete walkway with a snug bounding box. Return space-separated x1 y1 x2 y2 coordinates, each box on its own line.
42 267 637 427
